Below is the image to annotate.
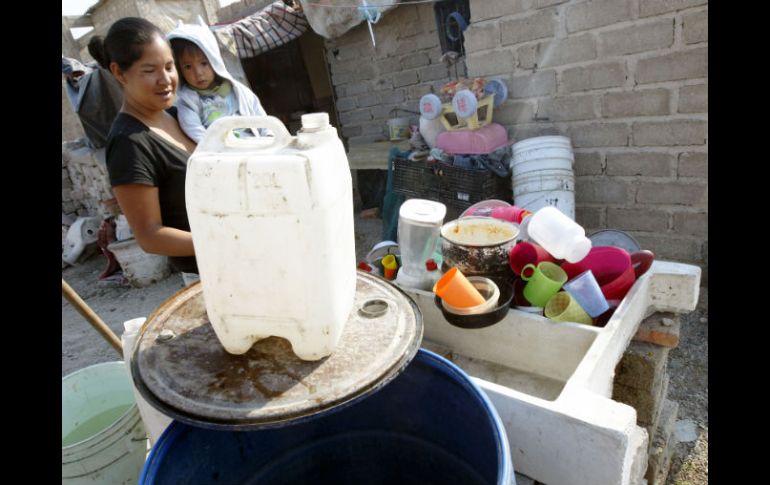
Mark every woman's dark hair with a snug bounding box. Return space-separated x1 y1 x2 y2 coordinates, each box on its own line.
87 35 107 68
97 17 166 71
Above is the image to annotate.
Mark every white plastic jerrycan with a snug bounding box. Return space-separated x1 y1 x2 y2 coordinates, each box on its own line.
186 113 356 361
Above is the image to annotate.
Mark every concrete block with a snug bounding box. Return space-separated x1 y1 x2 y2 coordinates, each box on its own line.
399 21 421 38
464 21 500 53
380 89 406 105
516 44 538 69
560 61 626 93
677 151 707 178
614 371 669 427
335 97 357 113
418 64 450 82
602 89 671 118
629 426 651 485
501 8 558 45
607 208 669 233
357 93 380 108
471 0 528 22
633 313 681 348
673 211 707 236
575 205 604 229
574 151 604 176
640 0 708 17
632 120 707 146
514 471 535 485
535 34 597 68
613 341 670 391
635 47 708 84
407 84 434 99
346 82 372 97
341 125 362 138
599 20 674 57
494 101 535 125
605 152 673 176
566 0 633 33
509 71 557 98
339 108 373 125
636 181 706 205
633 235 702 262
683 8 708 44
393 70 419 87
537 94 597 122
569 122 629 147
400 52 430 70
466 48 516 77
645 399 679 485
575 177 631 204
360 122 386 136
678 83 708 113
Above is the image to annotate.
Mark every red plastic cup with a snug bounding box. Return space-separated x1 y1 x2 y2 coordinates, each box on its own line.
508 242 556 276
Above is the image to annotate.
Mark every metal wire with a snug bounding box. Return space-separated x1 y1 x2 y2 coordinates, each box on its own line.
303 0 442 8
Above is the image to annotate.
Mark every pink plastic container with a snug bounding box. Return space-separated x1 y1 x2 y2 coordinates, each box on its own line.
435 123 509 155
561 247 655 301
508 242 556 276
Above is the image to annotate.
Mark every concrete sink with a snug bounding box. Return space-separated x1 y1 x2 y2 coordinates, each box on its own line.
401 261 700 485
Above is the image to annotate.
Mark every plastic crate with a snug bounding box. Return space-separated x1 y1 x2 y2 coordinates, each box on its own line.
392 157 511 214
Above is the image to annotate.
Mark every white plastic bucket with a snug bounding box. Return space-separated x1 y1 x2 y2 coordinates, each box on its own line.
387 117 410 141
62 362 148 485
513 169 575 220
107 238 170 287
510 135 574 178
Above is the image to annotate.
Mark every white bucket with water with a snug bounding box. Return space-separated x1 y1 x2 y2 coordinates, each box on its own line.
510 136 576 219
62 362 148 485
510 135 574 178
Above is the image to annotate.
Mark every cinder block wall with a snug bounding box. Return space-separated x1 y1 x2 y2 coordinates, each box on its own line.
325 4 460 145
326 0 707 282
462 0 708 282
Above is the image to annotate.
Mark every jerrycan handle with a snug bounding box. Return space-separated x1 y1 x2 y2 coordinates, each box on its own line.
198 115 292 152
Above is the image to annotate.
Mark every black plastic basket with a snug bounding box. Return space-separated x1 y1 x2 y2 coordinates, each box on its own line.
392 157 511 215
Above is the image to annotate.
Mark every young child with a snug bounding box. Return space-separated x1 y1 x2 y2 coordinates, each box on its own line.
167 17 270 142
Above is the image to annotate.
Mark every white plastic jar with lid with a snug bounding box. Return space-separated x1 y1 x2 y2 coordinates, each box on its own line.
526 206 591 263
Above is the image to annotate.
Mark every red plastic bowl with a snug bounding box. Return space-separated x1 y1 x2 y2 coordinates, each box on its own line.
561 247 654 301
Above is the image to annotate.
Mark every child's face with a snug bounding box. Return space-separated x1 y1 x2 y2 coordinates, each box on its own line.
179 48 215 90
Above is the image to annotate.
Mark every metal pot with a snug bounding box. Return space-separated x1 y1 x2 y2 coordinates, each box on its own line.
440 217 519 277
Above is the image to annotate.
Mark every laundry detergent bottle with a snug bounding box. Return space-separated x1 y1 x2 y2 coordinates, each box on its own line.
185 114 356 360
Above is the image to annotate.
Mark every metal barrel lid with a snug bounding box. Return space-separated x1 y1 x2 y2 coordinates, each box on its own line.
131 271 422 430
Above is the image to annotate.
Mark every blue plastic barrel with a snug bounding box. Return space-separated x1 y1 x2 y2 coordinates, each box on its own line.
140 349 513 485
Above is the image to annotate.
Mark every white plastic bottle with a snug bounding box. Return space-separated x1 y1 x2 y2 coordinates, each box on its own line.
526 206 591 263
186 114 356 361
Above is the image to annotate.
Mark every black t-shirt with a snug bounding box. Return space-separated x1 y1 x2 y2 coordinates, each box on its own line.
105 107 198 273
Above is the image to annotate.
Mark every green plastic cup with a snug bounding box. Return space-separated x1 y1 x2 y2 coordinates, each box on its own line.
521 261 568 307
544 291 593 325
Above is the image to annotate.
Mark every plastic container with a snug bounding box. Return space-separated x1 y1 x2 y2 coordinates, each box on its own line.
561 247 655 301
107 238 170 287
441 276 500 315
140 349 513 485
395 199 446 290
435 122 509 154
185 114 356 360
434 267 486 308
562 270 610 318
525 206 591 263
387 116 410 140
510 136 574 178
62 362 148 485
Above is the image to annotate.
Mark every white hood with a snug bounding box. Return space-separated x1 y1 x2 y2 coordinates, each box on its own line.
166 16 234 85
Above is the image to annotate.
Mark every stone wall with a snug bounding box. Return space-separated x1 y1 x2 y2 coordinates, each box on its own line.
62 141 116 220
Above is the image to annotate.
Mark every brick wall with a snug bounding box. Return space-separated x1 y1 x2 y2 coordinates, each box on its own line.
461 0 707 281
324 4 462 145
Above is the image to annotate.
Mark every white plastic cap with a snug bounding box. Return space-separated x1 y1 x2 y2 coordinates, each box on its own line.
564 237 592 263
301 112 330 131
399 199 447 225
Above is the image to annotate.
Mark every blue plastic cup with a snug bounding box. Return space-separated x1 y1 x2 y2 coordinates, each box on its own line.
562 270 610 318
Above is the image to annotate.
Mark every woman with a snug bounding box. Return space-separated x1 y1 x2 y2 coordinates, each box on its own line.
95 17 198 280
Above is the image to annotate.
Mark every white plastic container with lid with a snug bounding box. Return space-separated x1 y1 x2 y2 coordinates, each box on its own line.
526 206 592 263
395 199 446 291
186 113 356 361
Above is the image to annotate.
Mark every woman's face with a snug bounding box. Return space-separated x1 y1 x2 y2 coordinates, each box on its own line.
114 35 178 112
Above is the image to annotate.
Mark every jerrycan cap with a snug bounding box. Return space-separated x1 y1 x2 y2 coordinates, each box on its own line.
301 112 330 131
399 199 447 226
130 271 422 430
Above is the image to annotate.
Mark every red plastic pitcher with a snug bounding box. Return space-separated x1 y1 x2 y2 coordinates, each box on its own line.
561 247 654 301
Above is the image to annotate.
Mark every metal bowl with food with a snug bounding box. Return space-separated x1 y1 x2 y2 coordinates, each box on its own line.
440 217 519 278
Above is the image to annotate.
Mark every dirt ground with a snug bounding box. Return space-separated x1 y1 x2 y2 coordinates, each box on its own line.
61 215 707 485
